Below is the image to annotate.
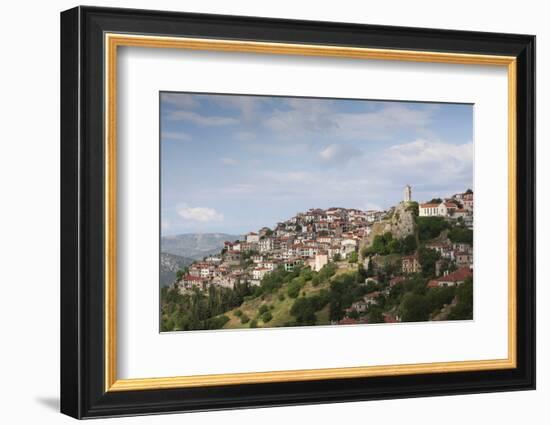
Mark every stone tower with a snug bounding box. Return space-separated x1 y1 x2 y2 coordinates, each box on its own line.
403 184 412 202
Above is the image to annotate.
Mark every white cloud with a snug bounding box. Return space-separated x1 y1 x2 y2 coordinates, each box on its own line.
162 131 191 142
261 101 436 142
168 110 238 126
177 206 224 223
382 139 472 168
319 144 362 165
220 157 239 166
374 139 473 193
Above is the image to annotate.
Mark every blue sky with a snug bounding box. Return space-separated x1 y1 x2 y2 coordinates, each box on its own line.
160 92 473 236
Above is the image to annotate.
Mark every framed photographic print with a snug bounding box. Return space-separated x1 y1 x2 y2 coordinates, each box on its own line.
60 6 536 419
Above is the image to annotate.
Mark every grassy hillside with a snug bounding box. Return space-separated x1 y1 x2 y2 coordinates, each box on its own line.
222 275 333 329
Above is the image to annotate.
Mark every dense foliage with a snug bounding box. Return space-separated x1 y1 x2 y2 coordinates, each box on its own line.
448 277 473 320
448 225 473 244
363 232 417 256
417 216 449 241
160 281 252 332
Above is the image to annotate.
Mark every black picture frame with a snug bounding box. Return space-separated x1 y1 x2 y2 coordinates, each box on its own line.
61 5 536 419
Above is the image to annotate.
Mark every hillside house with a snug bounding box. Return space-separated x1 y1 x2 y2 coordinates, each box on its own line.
246 232 260 244
427 267 473 288
402 254 421 274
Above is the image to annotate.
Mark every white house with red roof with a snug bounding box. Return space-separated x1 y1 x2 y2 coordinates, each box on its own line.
427 267 473 288
419 200 459 218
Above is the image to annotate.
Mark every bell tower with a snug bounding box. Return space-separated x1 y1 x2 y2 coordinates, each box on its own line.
403 184 412 202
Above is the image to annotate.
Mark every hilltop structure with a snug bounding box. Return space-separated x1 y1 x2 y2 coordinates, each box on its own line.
403 184 412 203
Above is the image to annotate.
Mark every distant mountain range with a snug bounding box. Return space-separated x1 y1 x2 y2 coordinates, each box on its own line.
160 233 240 287
159 252 194 287
161 233 240 259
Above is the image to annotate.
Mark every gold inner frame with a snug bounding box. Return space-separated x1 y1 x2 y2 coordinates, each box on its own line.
104 33 517 392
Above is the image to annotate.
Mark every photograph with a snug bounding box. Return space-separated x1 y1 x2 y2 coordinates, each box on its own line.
57 4 536 419
159 92 474 332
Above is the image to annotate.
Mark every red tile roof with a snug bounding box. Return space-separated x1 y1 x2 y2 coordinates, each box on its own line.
390 276 406 286
183 275 203 281
428 267 472 287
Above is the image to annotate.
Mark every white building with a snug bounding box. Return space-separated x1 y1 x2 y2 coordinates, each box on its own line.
340 238 357 257
246 232 260 244
311 254 328 272
419 200 459 217
259 237 273 253
419 202 440 217
252 268 270 281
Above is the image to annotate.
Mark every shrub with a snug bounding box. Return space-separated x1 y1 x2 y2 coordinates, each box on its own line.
234 309 243 317
311 274 321 286
240 314 250 324
287 280 303 298
249 319 258 328
290 297 316 325
318 262 337 281
417 217 449 241
258 304 269 315
278 293 285 301
206 315 230 330
261 311 273 323
448 225 473 245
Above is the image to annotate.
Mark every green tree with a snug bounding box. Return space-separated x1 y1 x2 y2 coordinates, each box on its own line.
318 262 337 281
401 235 417 254
348 251 358 263
290 297 317 325
368 307 385 324
261 311 273 323
175 268 187 281
406 201 419 217
240 313 250 324
448 225 473 245
448 278 473 320
418 247 440 278
400 293 431 322
417 216 449 241
366 232 393 255
356 263 367 283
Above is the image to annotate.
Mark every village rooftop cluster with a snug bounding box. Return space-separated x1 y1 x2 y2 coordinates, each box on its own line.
175 186 474 306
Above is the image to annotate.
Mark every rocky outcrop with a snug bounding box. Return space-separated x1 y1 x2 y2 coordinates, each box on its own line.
360 201 417 256
390 201 416 240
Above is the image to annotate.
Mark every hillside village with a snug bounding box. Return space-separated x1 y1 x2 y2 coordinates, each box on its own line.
161 186 474 331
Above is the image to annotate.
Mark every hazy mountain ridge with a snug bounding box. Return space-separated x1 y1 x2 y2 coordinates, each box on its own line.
161 233 241 260
159 252 194 287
